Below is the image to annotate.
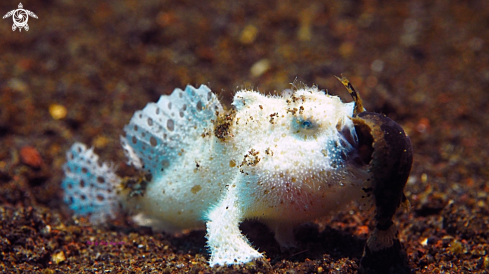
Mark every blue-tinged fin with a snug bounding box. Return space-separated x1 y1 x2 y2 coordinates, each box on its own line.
120 84 223 177
62 143 121 224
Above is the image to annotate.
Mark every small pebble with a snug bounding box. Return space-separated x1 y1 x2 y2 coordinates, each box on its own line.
49 104 68 120
40 225 51 237
250 59 271 77
20 146 43 169
93 136 110 149
52 251 66 264
240 25 258 44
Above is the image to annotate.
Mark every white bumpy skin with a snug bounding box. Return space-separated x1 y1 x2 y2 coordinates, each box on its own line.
62 84 372 266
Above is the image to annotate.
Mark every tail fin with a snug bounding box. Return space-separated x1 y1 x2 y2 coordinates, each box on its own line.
120 85 223 176
61 143 122 224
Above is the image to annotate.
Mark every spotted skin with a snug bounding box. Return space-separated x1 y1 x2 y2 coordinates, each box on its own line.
61 78 413 273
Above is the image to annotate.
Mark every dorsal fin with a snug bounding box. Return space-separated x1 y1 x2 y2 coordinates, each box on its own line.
120 85 223 177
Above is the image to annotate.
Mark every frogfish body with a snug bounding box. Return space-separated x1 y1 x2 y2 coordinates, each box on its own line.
62 78 412 271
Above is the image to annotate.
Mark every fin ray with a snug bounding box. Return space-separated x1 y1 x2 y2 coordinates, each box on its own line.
61 143 121 224
121 84 222 176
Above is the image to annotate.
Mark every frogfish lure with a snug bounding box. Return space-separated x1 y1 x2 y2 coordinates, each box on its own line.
62 76 413 272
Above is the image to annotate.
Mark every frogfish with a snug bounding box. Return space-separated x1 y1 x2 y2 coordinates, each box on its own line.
62 77 413 272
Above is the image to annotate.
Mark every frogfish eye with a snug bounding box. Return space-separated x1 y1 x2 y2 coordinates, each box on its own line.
301 120 313 129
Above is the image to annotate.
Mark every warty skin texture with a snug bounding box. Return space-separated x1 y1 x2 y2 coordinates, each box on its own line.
62 80 412 272
121 86 370 265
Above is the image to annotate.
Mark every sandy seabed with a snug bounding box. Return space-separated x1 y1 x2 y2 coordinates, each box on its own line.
1 1 489 273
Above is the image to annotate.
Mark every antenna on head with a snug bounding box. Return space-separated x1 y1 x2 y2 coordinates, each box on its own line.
335 75 366 115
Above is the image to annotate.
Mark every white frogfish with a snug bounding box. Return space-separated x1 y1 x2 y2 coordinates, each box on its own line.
62 77 412 271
